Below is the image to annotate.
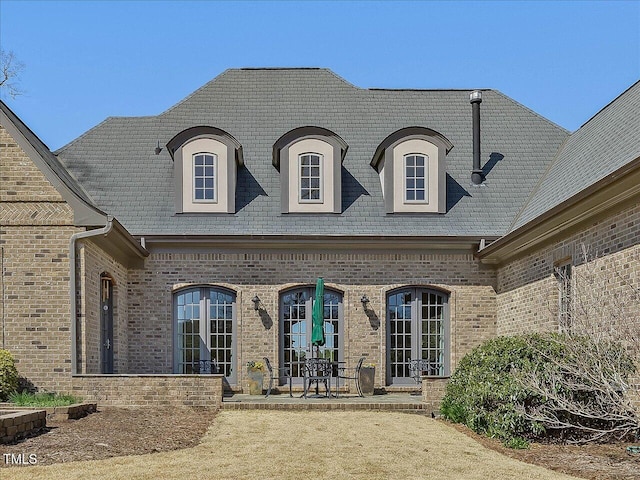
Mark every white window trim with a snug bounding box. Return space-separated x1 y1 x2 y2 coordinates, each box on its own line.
403 153 428 204
285 137 336 213
180 137 229 213
390 138 440 213
192 152 218 204
298 152 324 204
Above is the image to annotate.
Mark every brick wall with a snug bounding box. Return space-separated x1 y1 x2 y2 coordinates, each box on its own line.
497 202 640 336
1 124 82 392
422 377 449 414
71 374 223 407
127 251 497 391
497 202 640 411
76 240 129 374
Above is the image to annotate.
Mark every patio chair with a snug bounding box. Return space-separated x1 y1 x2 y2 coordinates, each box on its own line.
195 359 218 374
336 357 365 397
263 357 293 398
303 358 332 398
408 359 431 395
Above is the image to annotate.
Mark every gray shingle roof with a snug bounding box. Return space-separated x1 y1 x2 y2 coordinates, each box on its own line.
510 80 640 232
55 68 568 237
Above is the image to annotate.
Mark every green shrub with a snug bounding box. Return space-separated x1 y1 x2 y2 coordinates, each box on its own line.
440 334 561 447
441 333 638 446
0 349 19 401
8 392 82 407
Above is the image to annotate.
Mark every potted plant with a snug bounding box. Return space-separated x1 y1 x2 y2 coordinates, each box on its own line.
359 363 376 396
246 360 265 395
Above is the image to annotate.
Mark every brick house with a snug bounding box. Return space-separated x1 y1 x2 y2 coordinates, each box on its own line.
1 69 638 406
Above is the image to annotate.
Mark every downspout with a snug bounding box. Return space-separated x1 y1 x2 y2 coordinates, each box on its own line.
1 247 5 349
69 216 113 374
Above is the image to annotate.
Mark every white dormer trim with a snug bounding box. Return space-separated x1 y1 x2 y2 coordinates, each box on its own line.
288 139 334 212
167 127 243 215
392 139 440 213
273 127 347 214
182 138 228 212
372 127 452 214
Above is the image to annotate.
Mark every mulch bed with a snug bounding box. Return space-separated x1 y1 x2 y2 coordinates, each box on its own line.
0 407 217 466
447 421 640 480
1 407 639 479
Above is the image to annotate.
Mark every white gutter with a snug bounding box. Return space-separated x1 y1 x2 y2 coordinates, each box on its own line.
69 216 113 374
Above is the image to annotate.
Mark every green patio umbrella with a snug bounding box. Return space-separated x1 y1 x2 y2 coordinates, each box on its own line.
311 277 325 352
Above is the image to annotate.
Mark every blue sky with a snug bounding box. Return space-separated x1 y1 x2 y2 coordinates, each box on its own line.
1 0 638 150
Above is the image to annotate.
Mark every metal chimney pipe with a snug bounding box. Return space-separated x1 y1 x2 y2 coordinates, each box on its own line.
470 90 484 185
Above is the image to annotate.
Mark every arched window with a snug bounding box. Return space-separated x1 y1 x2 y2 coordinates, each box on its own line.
173 286 237 384
386 287 449 385
193 153 216 202
279 287 343 383
299 153 323 202
404 154 427 203
273 126 348 214
371 127 452 213
166 126 243 214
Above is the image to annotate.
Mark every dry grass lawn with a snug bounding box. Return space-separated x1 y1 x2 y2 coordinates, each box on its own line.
7 411 582 480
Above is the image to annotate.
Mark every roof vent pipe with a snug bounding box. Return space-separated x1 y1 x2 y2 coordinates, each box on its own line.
470 90 484 185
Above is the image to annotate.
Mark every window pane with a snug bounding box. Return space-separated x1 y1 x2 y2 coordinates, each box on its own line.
193 153 216 202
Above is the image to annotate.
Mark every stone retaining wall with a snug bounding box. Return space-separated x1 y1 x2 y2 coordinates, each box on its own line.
0 402 97 421
0 410 46 443
71 374 223 407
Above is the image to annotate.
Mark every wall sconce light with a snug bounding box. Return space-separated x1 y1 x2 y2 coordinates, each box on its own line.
252 295 261 311
360 294 369 307
154 141 163 155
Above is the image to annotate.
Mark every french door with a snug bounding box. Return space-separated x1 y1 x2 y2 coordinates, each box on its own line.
174 287 237 384
279 287 343 384
386 288 449 385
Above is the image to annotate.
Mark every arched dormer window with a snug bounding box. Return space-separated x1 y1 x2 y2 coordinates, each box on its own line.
273 126 348 214
371 127 453 214
167 126 243 214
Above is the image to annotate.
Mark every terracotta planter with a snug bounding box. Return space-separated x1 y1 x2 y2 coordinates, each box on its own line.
359 366 375 396
247 368 264 395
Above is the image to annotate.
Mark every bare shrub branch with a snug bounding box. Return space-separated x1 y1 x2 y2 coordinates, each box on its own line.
519 243 640 443
0 49 25 99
